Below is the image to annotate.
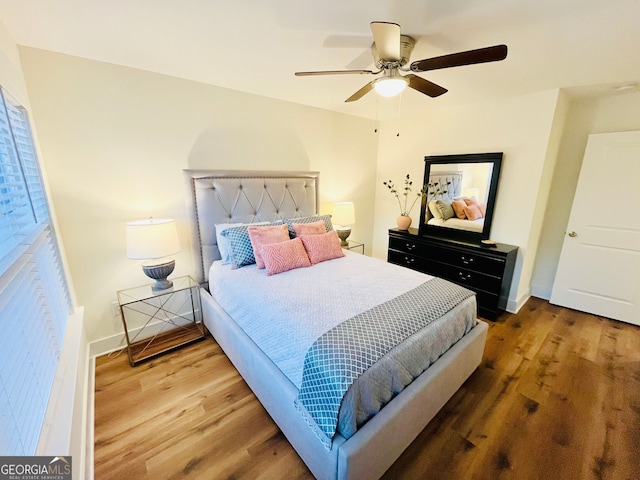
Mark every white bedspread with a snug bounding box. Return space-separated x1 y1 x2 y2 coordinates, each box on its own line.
209 251 431 388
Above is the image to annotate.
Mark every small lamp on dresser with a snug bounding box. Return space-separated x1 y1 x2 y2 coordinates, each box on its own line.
332 201 356 247
126 217 181 291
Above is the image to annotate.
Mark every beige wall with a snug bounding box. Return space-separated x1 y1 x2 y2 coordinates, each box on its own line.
373 90 563 311
18 47 378 343
0 22 28 104
531 90 640 299
17 43 638 345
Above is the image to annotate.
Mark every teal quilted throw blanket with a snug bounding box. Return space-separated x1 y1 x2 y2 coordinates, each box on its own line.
295 277 475 449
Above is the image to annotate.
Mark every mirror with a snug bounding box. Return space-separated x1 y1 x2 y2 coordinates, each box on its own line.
418 152 503 242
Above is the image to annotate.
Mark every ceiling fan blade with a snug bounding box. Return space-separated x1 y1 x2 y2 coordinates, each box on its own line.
405 74 448 98
345 81 375 102
370 21 401 61
410 44 508 72
295 69 374 76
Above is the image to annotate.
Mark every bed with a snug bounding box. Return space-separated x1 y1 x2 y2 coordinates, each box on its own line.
424 171 486 233
183 169 488 480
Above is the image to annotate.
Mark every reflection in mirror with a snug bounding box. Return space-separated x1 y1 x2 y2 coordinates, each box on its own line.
419 152 503 242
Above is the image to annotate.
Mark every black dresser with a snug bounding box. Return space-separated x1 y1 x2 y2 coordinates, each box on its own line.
388 228 518 320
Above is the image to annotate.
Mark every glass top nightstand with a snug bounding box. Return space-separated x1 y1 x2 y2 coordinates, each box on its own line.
342 240 365 254
117 275 205 366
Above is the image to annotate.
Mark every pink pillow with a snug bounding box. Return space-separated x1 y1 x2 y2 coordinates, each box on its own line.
248 224 289 269
464 197 487 216
292 220 326 237
300 230 345 265
259 238 311 276
463 204 483 220
451 200 467 219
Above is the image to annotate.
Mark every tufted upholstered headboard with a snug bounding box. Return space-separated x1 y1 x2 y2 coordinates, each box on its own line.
425 171 463 221
184 170 319 284
428 171 462 201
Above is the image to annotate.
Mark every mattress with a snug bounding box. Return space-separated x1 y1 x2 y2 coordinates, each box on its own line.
428 216 484 232
208 251 477 441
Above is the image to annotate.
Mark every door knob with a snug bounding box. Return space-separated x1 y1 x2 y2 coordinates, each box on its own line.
568 231 577 237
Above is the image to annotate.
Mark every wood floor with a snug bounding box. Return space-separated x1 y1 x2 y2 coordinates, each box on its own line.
94 297 640 479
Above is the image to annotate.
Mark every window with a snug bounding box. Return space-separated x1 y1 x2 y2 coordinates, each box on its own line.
0 86 72 455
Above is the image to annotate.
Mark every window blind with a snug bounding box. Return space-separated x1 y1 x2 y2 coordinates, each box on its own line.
0 87 72 455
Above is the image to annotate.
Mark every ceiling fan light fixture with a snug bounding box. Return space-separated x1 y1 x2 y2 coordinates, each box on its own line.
373 76 408 97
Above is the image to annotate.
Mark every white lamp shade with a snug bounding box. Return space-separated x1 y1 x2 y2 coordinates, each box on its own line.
373 77 408 97
126 218 180 260
332 202 356 226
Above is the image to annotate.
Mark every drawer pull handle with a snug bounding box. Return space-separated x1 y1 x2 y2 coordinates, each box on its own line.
458 272 472 281
404 256 415 264
406 243 416 251
461 256 474 265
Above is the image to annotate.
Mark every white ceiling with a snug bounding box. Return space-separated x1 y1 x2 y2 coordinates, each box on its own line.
1 0 639 119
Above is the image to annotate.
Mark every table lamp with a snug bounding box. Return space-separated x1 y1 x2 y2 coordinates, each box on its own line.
332 202 356 247
126 218 180 291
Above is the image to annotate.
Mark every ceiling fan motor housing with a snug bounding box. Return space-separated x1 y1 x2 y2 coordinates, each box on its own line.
294 21 507 103
372 35 416 69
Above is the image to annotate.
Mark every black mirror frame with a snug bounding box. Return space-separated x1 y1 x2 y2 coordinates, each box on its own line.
418 152 503 243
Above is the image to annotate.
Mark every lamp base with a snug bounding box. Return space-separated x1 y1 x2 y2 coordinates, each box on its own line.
336 228 351 247
142 259 175 291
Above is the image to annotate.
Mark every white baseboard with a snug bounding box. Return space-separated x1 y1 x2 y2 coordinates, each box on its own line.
506 288 531 314
530 283 551 300
89 331 127 358
90 316 194 358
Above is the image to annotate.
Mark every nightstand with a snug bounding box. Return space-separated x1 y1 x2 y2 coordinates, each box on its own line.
117 275 206 366
343 240 365 254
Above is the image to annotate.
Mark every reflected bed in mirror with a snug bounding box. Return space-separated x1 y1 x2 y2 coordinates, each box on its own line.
419 152 503 243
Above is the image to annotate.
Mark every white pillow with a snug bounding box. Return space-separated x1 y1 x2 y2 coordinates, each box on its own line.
215 222 268 264
428 201 442 220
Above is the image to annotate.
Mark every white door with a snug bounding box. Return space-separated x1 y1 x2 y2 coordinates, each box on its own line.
550 131 640 325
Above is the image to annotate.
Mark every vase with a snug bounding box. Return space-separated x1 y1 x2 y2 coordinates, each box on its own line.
396 215 412 230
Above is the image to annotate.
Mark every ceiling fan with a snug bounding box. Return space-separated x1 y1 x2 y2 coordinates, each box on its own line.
295 22 508 102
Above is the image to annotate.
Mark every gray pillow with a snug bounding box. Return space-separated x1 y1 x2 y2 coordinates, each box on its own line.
435 200 455 220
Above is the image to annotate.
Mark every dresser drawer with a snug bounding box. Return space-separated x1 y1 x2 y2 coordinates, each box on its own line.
388 250 436 273
435 247 506 277
388 236 424 256
470 288 499 311
437 266 502 293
